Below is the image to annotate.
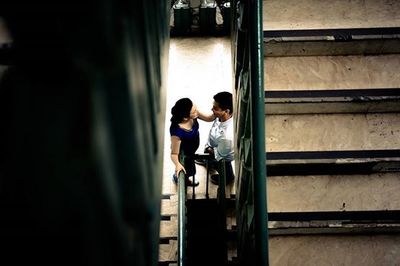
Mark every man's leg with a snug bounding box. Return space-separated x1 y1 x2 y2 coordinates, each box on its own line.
195 146 214 166
225 161 234 184
211 160 234 185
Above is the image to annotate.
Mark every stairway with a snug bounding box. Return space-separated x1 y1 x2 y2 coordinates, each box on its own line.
159 36 235 266
159 194 178 266
263 0 400 264
159 195 232 265
186 199 227 265
160 1 400 264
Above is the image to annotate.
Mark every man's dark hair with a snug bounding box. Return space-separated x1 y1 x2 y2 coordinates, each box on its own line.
214 91 233 114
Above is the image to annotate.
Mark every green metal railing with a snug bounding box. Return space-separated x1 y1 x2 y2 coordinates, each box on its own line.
250 0 268 264
217 159 228 262
232 0 268 265
177 170 186 266
177 154 187 266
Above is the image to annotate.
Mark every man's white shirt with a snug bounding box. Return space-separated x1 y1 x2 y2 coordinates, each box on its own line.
207 117 234 161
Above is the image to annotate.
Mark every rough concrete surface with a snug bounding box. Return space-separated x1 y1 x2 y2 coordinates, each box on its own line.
265 54 400 90
270 235 400 266
266 113 400 152
268 173 400 212
264 0 400 30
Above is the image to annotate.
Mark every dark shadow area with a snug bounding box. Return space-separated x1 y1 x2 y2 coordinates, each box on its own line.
0 1 169 265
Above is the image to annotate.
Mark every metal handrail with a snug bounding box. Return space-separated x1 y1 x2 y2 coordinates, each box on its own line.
193 153 213 198
250 0 268 264
177 153 211 265
177 154 186 266
217 159 228 262
232 0 268 264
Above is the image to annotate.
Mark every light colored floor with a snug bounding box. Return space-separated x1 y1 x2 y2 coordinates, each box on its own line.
162 36 234 198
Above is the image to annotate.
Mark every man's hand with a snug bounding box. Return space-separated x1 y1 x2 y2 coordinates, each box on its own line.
204 146 214 155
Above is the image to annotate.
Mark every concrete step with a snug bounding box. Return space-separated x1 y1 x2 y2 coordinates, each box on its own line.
263 0 400 32
262 0 400 56
158 263 177 266
229 213 400 235
160 216 177 241
261 113 400 175
268 215 400 235
269 235 400 265
159 240 177 265
159 196 178 265
266 113 400 152
264 28 400 56
264 55 400 92
230 226 400 260
232 173 400 233
265 150 400 175
268 173 400 212
263 54 400 114
265 89 400 114
161 195 178 217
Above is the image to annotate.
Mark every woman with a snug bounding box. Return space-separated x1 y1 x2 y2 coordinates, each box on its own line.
170 98 200 186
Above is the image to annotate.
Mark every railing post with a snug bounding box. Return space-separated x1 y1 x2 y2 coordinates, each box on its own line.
177 153 186 266
217 159 228 263
250 0 268 264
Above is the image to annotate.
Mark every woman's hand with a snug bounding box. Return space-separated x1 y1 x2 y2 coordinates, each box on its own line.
197 109 215 122
175 163 186 177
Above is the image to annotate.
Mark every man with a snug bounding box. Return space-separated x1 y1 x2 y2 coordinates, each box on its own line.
198 91 234 184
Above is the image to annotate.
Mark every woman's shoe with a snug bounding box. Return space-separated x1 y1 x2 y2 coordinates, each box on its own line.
173 174 199 187
172 174 178 184
194 159 207 166
210 174 219 184
185 179 199 187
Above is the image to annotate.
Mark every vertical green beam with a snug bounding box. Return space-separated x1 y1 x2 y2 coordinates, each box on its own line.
250 0 269 265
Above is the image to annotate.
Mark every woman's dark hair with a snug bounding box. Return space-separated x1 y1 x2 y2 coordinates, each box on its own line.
214 91 233 114
170 98 193 125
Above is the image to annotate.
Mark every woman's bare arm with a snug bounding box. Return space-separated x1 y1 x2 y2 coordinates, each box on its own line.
197 109 215 122
170 135 186 176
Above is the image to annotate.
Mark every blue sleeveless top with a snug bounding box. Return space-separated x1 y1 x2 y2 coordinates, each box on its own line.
169 119 200 157
170 119 200 177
